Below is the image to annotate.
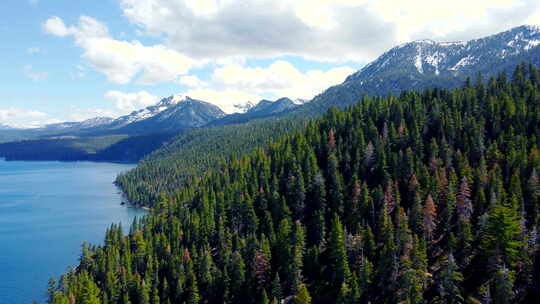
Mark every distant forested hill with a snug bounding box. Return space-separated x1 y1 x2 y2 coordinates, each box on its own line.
47 63 540 303
116 117 306 205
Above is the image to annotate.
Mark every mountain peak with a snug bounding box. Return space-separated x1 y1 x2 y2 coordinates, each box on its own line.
411 39 437 44
158 94 190 106
309 25 540 112
514 24 540 33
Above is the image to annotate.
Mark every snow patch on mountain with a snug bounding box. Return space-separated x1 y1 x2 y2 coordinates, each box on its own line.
450 55 476 71
233 101 256 113
415 45 424 74
293 98 309 105
525 40 540 50
425 52 446 75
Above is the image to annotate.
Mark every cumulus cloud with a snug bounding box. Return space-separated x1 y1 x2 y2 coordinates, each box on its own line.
0 107 48 128
0 106 123 128
119 0 540 62
120 0 396 62
0 108 46 120
210 61 354 99
179 75 208 88
43 16 202 84
176 61 354 113
23 65 48 81
105 90 159 113
64 106 120 121
43 16 72 36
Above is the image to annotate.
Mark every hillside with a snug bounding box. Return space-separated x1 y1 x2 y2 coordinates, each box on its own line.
48 63 540 303
117 117 306 206
115 26 540 206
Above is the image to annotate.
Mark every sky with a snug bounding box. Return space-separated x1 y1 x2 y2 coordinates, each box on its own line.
1 0 540 128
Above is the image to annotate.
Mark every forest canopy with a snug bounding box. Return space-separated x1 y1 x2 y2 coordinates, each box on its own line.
47 63 540 303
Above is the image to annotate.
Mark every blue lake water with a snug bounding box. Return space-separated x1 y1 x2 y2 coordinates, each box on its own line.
0 159 146 304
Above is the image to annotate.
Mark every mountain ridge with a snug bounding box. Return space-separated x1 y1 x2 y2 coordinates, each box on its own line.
299 24 540 113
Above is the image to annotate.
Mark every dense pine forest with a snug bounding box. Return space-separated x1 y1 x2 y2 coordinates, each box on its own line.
116 118 306 207
47 63 540 303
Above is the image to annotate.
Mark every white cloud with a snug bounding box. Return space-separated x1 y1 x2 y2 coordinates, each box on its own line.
0 107 48 128
180 75 207 88
120 0 397 62
43 16 203 84
105 90 159 113
43 16 71 36
23 65 49 81
119 0 540 62
177 61 354 113
211 61 354 99
0 108 46 120
526 10 540 26
0 105 123 128
64 106 119 121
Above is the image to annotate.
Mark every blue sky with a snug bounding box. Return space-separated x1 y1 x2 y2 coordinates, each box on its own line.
1 0 540 127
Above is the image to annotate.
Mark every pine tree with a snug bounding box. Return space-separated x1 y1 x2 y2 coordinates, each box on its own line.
271 274 282 302
187 272 200 304
336 281 352 304
327 213 351 290
457 177 473 220
293 283 312 304
492 265 514 304
47 277 57 304
434 254 463 304
423 194 437 243
480 195 523 269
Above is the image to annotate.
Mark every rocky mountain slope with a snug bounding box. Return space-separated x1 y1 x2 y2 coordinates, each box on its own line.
301 25 540 112
103 95 226 134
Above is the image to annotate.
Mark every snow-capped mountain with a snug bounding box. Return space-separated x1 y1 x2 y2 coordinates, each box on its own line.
107 94 189 129
247 97 299 115
305 25 540 111
210 97 300 126
293 99 309 105
105 95 226 134
348 25 540 81
232 101 256 113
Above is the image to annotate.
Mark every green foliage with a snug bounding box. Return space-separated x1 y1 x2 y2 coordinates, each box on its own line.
117 118 305 206
48 64 540 303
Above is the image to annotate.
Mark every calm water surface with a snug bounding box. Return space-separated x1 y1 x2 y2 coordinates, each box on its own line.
0 159 146 304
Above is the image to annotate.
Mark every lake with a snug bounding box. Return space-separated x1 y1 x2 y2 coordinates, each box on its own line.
0 159 147 304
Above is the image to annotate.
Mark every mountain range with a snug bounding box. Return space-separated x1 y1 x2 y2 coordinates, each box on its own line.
2 25 540 161
301 24 540 112
97 95 226 134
